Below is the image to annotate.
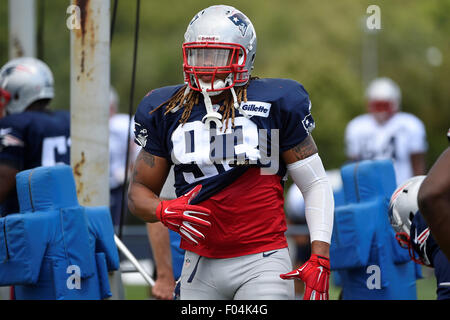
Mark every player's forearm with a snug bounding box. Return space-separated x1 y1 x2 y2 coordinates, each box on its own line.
147 222 174 279
283 137 334 245
418 148 450 259
128 181 161 223
286 154 335 245
418 148 450 220
419 188 450 221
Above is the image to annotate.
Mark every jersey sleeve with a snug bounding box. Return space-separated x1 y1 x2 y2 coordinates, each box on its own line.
133 93 169 159
279 81 315 152
0 120 25 170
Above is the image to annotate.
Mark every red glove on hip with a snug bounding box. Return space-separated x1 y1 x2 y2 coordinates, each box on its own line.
280 254 330 300
156 185 211 245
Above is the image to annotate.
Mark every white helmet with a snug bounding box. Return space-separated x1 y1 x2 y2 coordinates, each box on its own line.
388 175 426 236
365 77 401 122
0 57 54 115
388 175 432 265
183 5 257 94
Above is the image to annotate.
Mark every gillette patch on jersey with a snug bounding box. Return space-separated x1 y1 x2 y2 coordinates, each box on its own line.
239 101 271 118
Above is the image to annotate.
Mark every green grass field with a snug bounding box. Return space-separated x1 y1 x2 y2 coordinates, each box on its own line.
124 267 438 300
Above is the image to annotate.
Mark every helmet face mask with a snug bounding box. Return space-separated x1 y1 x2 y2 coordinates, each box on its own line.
368 99 396 114
368 100 396 124
183 5 257 95
183 42 247 92
394 232 410 249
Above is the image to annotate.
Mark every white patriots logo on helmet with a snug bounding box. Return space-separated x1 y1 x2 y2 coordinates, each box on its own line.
228 12 248 37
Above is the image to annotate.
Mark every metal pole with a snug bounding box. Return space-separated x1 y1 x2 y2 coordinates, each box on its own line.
69 0 124 300
8 0 36 58
361 16 379 89
115 235 155 287
70 0 110 207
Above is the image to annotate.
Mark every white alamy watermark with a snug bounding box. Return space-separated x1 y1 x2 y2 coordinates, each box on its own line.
167 120 281 178
66 5 81 30
366 264 381 290
66 265 81 290
366 5 381 30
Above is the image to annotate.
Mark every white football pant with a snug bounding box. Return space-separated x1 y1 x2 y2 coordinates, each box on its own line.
179 248 295 300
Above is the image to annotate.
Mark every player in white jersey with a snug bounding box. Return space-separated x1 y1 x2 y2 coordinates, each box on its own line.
345 77 427 185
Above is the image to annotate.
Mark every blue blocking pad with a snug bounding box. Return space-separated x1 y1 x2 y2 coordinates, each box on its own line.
330 160 418 300
0 165 119 300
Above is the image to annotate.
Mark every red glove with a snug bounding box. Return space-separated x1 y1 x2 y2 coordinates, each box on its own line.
280 254 330 300
156 185 211 245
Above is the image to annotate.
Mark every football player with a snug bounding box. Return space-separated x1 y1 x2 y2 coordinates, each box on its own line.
0 57 70 217
389 175 450 300
345 77 427 186
128 5 334 300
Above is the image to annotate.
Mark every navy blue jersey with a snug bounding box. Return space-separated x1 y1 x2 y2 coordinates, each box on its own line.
0 110 71 215
134 78 314 204
411 212 450 300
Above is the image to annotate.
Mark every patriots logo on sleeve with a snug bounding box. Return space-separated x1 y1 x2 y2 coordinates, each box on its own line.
134 122 148 148
228 13 249 36
302 100 315 134
302 114 315 134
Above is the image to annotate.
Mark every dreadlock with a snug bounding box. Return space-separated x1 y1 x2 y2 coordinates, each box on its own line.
150 77 258 131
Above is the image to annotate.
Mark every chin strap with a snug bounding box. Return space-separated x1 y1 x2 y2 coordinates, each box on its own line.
201 87 223 129
195 77 251 129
